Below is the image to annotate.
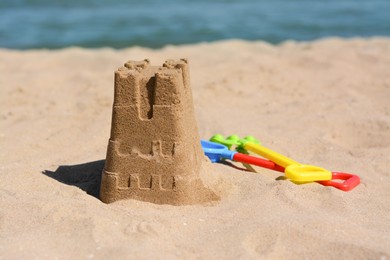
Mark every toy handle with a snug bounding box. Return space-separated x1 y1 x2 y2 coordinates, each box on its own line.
317 172 360 191
244 142 299 168
233 153 284 172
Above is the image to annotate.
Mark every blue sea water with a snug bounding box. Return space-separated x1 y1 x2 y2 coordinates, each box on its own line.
1 0 389 49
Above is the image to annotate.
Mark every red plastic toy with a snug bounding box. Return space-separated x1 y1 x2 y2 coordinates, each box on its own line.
317 172 361 191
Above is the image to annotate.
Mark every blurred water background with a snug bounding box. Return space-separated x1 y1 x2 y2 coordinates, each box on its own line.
1 0 389 49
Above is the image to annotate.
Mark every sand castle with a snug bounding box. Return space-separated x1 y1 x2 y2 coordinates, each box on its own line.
100 59 216 205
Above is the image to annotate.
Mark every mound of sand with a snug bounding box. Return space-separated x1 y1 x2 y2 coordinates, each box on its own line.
1 38 389 258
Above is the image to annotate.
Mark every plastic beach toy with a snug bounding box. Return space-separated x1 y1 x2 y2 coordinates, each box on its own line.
201 140 284 171
317 172 360 192
208 134 360 191
210 135 332 183
244 142 332 182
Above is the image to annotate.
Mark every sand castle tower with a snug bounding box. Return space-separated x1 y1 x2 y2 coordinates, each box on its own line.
100 59 215 205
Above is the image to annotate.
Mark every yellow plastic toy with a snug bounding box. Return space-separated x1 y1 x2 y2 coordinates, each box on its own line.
244 142 332 182
210 135 332 183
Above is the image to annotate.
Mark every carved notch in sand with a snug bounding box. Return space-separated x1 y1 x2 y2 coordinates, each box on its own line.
100 59 217 205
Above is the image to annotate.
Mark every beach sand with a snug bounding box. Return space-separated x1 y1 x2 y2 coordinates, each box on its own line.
1 38 390 259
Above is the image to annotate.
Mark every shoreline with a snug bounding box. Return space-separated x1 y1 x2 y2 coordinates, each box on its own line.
1 36 389 52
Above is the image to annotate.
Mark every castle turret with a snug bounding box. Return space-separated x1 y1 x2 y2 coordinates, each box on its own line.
100 59 217 205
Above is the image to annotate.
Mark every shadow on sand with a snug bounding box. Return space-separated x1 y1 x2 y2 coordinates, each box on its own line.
43 160 105 199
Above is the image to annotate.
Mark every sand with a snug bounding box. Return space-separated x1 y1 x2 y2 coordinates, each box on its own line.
1 38 390 259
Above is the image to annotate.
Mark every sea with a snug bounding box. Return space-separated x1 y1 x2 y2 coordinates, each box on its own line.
1 0 389 49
